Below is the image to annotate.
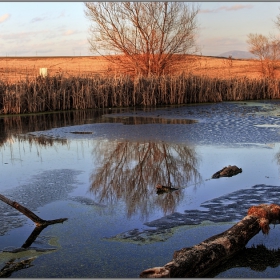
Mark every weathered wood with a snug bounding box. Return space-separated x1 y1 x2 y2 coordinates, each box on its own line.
140 204 280 278
212 165 242 179
0 194 67 227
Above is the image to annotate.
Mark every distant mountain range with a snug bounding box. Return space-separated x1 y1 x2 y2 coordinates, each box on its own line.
218 50 257 59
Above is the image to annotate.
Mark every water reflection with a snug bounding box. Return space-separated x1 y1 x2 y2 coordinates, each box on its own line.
0 225 57 277
89 140 201 218
275 147 280 168
0 109 109 146
0 256 36 277
0 108 195 146
1 134 68 164
206 244 280 277
103 115 197 125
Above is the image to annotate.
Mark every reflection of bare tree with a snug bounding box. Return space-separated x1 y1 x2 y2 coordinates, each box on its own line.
89 140 201 219
274 148 280 175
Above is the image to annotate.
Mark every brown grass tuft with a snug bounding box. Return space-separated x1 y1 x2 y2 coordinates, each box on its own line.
258 218 270 235
248 204 280 234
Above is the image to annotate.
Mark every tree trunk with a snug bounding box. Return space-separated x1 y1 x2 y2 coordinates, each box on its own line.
140 204 280 278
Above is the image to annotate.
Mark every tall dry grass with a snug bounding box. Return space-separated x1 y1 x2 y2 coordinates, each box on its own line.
0 73 280 114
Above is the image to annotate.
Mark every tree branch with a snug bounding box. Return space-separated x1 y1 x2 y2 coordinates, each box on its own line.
0 194 67 227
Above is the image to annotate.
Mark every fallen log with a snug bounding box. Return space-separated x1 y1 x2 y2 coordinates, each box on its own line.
140 204 280 278
0 194 67 227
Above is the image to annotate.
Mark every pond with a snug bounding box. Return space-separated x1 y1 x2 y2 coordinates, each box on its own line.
1 101 280 277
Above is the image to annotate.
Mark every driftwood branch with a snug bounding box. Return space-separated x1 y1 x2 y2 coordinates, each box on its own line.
140 204 280 278
0 193 66 277
0 194 67 227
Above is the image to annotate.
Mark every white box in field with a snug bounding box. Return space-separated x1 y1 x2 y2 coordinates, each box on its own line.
39 68 48 77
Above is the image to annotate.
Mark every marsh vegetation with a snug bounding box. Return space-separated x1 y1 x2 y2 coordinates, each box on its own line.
1 74 280 115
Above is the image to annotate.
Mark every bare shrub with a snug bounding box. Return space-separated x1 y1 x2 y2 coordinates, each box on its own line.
247 33 280 79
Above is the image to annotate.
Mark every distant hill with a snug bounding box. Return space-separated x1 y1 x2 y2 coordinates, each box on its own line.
218 50 256 59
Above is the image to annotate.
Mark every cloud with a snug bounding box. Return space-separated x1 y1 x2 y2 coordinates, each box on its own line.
31 11 67 23
201 36 245 46
198 36 248 56
0 29 57 43
199 9 215 14
199 4 253 13
36 49 53 54
57 11 66 18
64 29 76 36
31 16 47 23
0 13 10 23
219 4 253 11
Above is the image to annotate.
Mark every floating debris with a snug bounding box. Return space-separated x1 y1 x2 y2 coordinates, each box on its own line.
156 184 179 195
212 165 242 179
70 131 93 134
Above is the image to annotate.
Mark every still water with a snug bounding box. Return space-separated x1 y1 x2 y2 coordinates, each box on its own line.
1 101 280 277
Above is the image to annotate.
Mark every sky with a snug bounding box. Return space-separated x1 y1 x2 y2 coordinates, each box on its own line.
0 2 280 57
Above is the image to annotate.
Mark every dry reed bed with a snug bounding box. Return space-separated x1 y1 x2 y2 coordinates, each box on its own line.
0 74 280 115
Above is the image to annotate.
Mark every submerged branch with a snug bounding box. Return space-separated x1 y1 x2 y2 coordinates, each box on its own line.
0 193 66 277
0 194 67 227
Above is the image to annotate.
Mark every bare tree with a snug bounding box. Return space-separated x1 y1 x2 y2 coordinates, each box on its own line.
247 33 280 78
274 8 280 30
84 2 200 76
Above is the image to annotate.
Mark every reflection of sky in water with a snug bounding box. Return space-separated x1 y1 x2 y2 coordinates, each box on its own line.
1 137 199 221
190 144 280 210
2 102 280 277
1 135 280 222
